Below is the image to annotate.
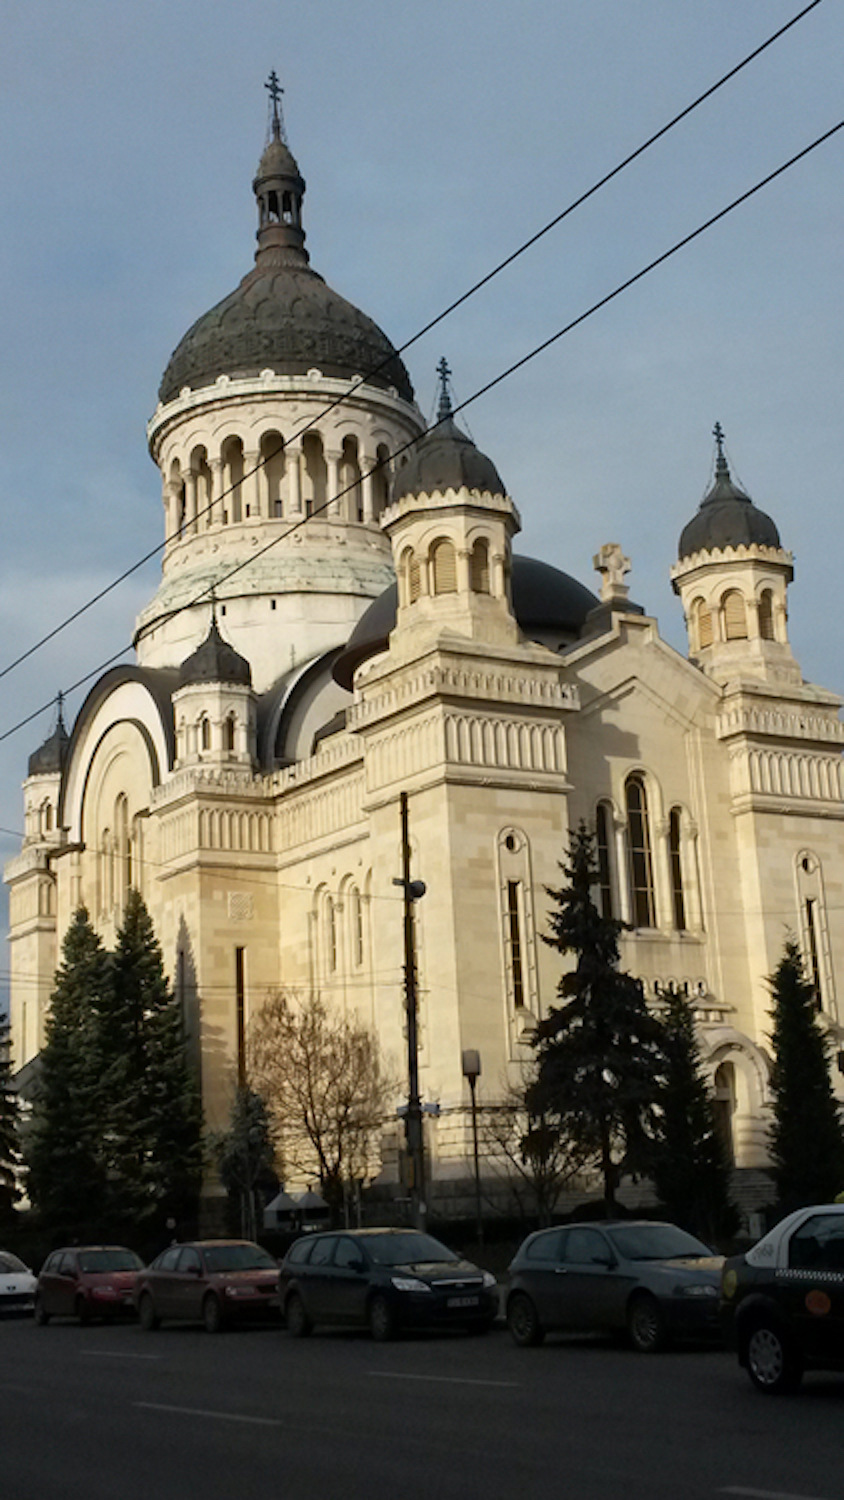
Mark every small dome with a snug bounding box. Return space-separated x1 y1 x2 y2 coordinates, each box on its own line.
179 618 252 688
28 716 69 777
332 555 598 690
679 436 780 560
393 415 505 502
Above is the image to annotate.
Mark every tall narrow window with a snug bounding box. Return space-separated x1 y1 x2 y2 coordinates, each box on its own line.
805 898 822 1008
470 540 490 594
432 539 457 594
713 1063 735 1167
506 880 525 1009
326 897 337 973
200 717 211 752
626 774 656 928
595 803 614 920
693 597 713 649
235 947 246 1087
224 715 236 753
351 887 364 968
723 590 748 641
669 807 686 931
758 589 775 641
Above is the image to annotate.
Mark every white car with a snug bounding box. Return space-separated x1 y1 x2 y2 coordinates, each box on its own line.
0 1251 37 1314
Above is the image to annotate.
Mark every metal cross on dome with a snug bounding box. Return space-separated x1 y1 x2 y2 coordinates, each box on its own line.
265 70 286 140
436 356 453 422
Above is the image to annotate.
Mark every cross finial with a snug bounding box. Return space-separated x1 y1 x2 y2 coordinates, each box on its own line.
436 356 453 423
713 420 728 475
209 585 218 625
593 543 631 604
265 70 285 141
56 689 65 731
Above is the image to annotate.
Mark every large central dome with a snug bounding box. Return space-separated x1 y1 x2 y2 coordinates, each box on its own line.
159 117 413 406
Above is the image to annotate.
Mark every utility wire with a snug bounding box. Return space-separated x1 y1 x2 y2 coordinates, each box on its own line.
0 0 825 689
2 113 840 749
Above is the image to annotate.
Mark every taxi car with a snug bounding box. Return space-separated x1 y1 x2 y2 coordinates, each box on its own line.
721 1203 844 1393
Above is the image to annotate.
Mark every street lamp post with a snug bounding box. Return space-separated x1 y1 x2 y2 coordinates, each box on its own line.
395 791 427 1230
462 1048 483 1247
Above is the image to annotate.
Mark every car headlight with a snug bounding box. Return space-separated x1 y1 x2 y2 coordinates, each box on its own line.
482 1272 497 1290
676 1283 718 1298
390 1276 431 1293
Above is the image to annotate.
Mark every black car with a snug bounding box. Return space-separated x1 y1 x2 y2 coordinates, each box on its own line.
721 1204 844 1393
278 1228 499 1340
507 1220 723 1352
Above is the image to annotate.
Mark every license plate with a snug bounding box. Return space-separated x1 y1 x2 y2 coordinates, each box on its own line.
447 1295 479 1308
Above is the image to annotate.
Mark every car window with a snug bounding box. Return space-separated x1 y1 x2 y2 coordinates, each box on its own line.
0 1252 28 1273
41 1252 61 1274
364 1233 456 1266
78 1250 143 1273
201 1244 277 1272
606 1224 711 1261
285 1238 313 1266
524 1232 562 1263
334 1237 365 1270
789 1214 844 1272
154 1246 183 1272
307 1236 338 1267
178 1248 202 1273
57 1253 77 1277
564 1228 612 1266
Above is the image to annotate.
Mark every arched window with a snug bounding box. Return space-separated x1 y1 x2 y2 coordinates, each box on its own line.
713 1063 736 1166
340 436 362 522
470 540 490 594
261 431 285 517
506 880 525 1010
302 432 327 517
796 851 833 1012
224 715 236 754
758 589 775 641
595 802 614 920
668 807 686 930
625 774 656 928
222 435 244 524
200 717 211 752
350 886 364 968
326 896 338 973
409 552 422 602
722 590 748 641
432 539 457 595
115 794 130 906
693 597 713 650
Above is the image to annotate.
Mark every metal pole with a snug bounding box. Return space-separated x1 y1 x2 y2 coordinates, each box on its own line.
468 1073 483 1247
400 791 426 1230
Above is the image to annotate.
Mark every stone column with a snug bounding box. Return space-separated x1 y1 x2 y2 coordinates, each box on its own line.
456 547 471 593
613 814 631 925
287 444 302 515
185 471 198 534
361 457 375 522
210 458 225 526
165 479 181 545
326 449 342 517
492 551 506 599
244 449 261 520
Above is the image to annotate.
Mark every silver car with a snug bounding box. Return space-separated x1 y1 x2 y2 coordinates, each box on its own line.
507 1220 723 1352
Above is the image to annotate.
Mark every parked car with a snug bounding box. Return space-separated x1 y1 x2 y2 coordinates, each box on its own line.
721 1203 844 1394
0 1251 37 1315
278 1228 499 1340
507 1220 723 1352
135 1240 280 1332
35 1246 144 1324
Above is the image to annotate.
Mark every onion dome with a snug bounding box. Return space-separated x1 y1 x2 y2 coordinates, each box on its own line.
28 698 69 776
332 556 598 689
393 364 504 500
159 81 413 405
678 424 780 560
179 615 252 688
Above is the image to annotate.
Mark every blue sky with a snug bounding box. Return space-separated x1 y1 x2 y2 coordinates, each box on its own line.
1 0 843 1001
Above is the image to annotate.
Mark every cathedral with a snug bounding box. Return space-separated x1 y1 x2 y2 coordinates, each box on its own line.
7 94 844 1219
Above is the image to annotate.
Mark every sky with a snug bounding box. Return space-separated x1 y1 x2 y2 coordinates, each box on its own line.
1 0 843 1003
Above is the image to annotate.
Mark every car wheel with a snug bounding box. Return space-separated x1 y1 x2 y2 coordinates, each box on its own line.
33 1296 50 1326
627 1293 668 1353
507 1292 545 1347
285 1293 313 1339
138 1293 160 1332
203 1294 225 1334
744 1319 803 1395
369 1293 398 1342
75 1295 91 1326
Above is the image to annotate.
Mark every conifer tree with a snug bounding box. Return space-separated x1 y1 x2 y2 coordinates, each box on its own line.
652 990 736 1243
96 890 203 1238
0 1016 21 1221
212 1086 276 1240
26 908 110 1239
528 823 667 1214
768 940 844 1213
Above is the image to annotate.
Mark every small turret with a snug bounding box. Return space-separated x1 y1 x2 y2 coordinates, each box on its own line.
173 604 256 768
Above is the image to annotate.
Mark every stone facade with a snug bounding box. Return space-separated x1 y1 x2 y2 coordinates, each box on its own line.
7 114 844 1219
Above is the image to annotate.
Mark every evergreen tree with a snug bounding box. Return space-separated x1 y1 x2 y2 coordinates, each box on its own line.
0 1016 21 1221
768 940 844 1213
652 991 736 1243
211 1086 276 1240
96 890 203 1238
528 823 667 1213
27 908 110 1239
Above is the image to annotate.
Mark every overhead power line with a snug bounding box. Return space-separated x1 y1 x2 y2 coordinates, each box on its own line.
2 110 841 751
0 0 825 689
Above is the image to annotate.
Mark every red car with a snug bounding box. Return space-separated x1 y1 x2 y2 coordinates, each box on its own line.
134 1240 280 1332
36 1246 144 1324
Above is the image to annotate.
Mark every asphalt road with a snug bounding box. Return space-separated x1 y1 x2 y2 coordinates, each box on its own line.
1 1314 842 1500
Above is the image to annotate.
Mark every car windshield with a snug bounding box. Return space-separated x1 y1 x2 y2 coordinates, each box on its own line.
78 1250 143 1272
202 1244 277 1273
364 1233 458 1267
0 1252 28 1273
606 1225 712 1262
